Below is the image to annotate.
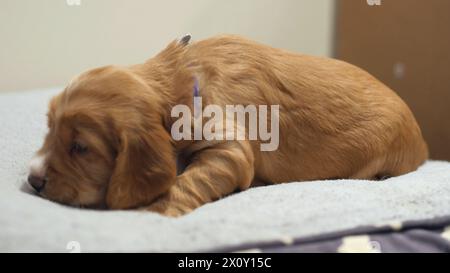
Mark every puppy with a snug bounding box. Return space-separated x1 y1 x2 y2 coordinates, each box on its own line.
28 35 428 216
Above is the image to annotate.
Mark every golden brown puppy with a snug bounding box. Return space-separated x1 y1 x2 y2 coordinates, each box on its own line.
28 35 428 216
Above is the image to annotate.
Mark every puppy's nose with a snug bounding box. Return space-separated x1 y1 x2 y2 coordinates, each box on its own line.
28 174 46 192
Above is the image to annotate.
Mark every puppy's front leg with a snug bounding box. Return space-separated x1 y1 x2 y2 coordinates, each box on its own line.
146 141 254 217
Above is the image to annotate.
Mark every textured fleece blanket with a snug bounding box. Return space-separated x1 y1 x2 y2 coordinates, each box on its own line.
1 88 450 252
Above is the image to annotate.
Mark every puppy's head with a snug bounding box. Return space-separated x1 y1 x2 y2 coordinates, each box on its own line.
28 66 176 209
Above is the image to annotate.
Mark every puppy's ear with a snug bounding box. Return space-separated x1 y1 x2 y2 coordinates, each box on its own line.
106 124 176 209
179 33 192 46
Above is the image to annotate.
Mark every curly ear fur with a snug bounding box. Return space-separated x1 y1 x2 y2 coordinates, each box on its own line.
106 119 177 210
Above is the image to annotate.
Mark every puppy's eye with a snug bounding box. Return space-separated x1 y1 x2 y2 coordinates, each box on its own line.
70 142 88 155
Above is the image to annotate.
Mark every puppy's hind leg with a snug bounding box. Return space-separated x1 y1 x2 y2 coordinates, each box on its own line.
350 137 428 181
349 157 387 180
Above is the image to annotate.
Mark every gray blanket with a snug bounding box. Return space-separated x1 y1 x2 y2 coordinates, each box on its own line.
1 88 450 252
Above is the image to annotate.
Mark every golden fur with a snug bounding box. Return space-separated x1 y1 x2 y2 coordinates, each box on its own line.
29 35 428 216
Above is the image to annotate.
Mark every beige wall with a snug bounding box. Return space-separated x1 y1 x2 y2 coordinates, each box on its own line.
0 0 335 92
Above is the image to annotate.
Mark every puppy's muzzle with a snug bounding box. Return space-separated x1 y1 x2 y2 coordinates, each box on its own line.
28 174 47 193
